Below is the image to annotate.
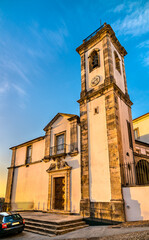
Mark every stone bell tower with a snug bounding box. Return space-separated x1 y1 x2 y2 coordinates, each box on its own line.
76 23 135 222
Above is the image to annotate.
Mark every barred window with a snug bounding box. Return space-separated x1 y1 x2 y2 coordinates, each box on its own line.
136 160 149 185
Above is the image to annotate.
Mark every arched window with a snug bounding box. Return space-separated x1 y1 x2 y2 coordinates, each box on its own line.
89 50 100 72
114 51 121 74
136 160 149 185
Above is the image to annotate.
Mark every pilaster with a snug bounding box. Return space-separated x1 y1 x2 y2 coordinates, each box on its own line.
80 99 90 217
5 149 16 206
44 127 51 161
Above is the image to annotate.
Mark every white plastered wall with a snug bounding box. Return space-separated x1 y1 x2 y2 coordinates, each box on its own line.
123 186 149 221
118 98 134 163
85 40 105 92
15 139 45 166
87 95 111 202
111 43 125 93
11 116 81 213
11 161 49 211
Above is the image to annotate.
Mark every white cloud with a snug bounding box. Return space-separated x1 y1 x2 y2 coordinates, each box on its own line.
0 81 9 94
137 40 149 48
12 84 26 96
143 53 149 66
113 4 125 13
112 2 149 36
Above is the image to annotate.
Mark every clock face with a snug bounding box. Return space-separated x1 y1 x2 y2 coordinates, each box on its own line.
91 75 100 87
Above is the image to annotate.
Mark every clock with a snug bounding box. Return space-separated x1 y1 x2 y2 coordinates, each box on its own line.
91 75 100 87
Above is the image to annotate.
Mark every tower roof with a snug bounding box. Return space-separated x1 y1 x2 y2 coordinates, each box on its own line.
76 23 127 57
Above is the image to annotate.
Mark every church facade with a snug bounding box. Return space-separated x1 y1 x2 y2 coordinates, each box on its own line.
5 23 149 222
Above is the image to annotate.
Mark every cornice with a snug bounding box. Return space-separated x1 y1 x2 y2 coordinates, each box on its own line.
76 24 127 57
10 136 45 150
77 81 133 107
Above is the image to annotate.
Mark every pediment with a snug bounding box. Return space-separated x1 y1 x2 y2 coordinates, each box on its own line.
46 160 71 173
43 113 77 132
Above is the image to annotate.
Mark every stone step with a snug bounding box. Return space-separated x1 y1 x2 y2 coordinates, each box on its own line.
24 217 83 226
25 219 86 230
25 223 88 235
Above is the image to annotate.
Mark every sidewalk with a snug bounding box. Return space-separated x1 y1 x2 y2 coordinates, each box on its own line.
49 226 149 239
19 212 149 239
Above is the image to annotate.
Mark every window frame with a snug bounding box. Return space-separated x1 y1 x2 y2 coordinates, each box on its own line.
134 128 140 139
114 51 121 74
127 120 133 150
54 131 66 154
88 49 100 73
26 145 32 165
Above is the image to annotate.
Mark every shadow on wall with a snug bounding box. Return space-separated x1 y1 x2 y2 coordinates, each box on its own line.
69 159 80 169
137 134 149 144
124 188 143 221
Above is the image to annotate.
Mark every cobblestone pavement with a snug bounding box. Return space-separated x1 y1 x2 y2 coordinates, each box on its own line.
1 227 149 240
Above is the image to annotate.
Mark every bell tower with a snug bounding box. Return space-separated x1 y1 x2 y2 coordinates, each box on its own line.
76 23 135 222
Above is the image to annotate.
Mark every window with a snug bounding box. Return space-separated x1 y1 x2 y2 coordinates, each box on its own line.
94 106 99 114
26 145 32 164
89 50 100 72
114 51 121 74
127 121 133 149
136 160 149 185
134 128 139 139
56 134 65 154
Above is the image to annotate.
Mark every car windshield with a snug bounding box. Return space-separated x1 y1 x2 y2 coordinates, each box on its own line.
3 214 22 223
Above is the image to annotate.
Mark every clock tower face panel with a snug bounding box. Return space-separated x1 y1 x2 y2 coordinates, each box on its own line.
85 40 105 91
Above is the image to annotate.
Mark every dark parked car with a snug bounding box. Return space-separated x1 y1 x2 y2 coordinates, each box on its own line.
0 212 25 236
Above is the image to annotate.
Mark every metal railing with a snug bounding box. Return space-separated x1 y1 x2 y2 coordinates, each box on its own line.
83 24 105 43
50 143 78 157
120 160 149 187
50 144 67 156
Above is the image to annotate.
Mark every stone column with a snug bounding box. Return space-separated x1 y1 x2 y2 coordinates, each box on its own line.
122 58 128 95
80 99 90 217
69 117 78 153
105 86 125 221
44 127 51 161
103 35 115 85
80 53 87 98
5 149 16 208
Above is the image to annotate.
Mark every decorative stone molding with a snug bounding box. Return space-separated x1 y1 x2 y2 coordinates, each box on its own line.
46 160 70 172
46 160 71 213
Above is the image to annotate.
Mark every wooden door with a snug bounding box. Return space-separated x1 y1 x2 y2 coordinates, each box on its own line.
54 177 65 210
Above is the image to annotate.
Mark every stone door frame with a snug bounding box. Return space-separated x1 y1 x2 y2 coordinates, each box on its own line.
47 166 71 212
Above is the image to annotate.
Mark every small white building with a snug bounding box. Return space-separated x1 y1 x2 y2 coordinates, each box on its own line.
5 23 149 223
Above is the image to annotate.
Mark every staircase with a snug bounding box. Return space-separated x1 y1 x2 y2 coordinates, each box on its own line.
24 217 88 237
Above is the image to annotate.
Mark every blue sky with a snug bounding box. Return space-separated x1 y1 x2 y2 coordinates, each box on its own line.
0 0 149 197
